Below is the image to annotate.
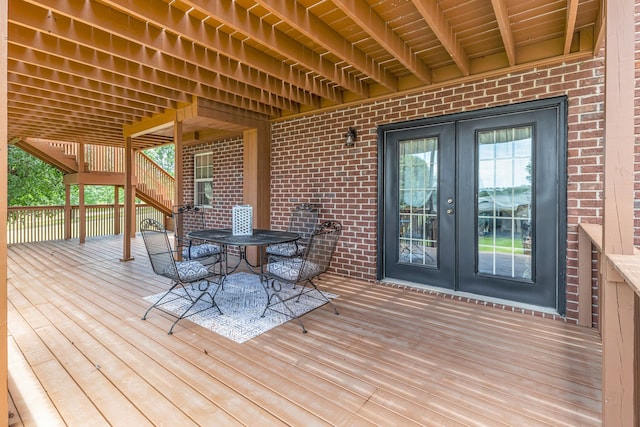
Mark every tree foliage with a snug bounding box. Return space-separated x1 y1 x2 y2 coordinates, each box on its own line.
144 144 175 176
8 144 175 206
8 145 66 206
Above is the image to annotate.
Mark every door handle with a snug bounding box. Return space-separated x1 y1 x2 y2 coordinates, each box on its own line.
446 208 454 215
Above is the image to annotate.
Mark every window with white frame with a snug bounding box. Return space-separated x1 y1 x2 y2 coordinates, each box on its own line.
194 152 214 207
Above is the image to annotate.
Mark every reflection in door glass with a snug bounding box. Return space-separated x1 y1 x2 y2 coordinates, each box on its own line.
399 137 438 268
477 127 532 280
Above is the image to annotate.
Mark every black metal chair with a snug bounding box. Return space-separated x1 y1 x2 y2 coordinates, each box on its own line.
140 218 222 335
262 220 341 333
172 204 221 266
266 203 319 261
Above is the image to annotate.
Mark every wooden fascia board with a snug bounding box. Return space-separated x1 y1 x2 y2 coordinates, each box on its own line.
564 0 579 54
412 0 470 76
98 0 340 104
332 0 432 85
594 0 606 54
62 172 134 186
182 0 365 97
490 0 516 66
194 98 270 129
253 0 396 92
124 110 177 139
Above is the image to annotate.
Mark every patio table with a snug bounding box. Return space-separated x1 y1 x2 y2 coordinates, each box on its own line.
187 228 300 277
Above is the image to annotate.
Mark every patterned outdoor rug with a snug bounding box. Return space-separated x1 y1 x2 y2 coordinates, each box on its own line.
143 272 337 343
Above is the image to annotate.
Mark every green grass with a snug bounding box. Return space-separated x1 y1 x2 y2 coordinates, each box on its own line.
478 235 529 254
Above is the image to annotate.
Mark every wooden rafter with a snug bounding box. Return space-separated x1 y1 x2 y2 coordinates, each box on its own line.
6 0 604 148
490 0 516 67
98 0 340 104
253 0 396 92
180 0 366 98
13 0 297 114
411 0 470 76
564 0 579 54
332 0 432 84
7 73 161 116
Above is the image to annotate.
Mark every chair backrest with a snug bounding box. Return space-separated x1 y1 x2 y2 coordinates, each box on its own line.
172 204 207 237
288 203 319 243
299 220 342 280
140 218 179 280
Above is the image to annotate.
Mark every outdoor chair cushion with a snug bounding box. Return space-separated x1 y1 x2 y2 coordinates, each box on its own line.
265 242 305 257
182 243 220 260
162 260 210 281
265 259 322 282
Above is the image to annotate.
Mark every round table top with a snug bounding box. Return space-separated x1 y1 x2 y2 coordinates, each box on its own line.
187 228 300 246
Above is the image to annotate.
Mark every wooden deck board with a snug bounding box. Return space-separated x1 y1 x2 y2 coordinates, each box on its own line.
7 236 602 426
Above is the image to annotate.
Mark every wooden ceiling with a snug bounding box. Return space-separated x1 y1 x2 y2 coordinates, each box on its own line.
7 0 604 150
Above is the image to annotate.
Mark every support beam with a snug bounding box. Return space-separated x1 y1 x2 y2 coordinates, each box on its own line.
0 0 9 423
243 125 271 264
114 186 121 235
174 120 184 205
78 183 86 244
121 136 135 261
64 186 72 240
602 0 636 424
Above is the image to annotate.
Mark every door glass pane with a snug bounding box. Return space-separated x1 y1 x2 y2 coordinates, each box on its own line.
398 137 438 267
477 127 532 280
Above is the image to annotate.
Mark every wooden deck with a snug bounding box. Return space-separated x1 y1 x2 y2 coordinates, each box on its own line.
7 236 602 426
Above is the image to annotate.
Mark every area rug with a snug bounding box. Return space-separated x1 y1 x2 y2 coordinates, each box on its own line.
143 272 337 343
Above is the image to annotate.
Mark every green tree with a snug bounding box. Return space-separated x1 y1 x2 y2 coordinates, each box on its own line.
8 145 66 206
144 144 175 176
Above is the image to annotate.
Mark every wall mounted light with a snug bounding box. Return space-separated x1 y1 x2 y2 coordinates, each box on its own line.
345 127 357 147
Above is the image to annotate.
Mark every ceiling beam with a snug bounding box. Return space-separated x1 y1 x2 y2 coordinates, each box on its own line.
12 1 299 114
331 0 432 84
564 0 579 54
8 88 144 123
181 0 367 98
8 25 281 118
95 0 342 104
411 0 470 76
252 0 397 92
7 70 163 116
490 0 516 67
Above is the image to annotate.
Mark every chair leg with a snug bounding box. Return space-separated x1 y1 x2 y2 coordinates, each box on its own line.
167 280 222 335
296 279 339 315
261 280 307 333
142 281 181 321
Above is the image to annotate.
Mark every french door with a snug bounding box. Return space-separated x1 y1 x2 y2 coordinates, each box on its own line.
378 98 567 312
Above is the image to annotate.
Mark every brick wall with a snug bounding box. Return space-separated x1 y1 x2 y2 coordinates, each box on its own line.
271 54 605 324
181 54 605 324
181 138 244 229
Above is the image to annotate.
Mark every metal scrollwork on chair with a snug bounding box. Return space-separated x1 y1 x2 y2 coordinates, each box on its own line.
262 220 341 333
140 218 223 335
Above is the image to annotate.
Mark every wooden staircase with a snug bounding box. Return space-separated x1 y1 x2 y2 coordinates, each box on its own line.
11 138 174 216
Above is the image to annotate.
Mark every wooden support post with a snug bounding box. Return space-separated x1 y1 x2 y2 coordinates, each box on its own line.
78 183 86 244
577 226 593 327
114 186 121 235
174 120 183 250
243 125 271 264
64 185 72 239
174 120 183 208
121 136 134 261
602 0 637 424
0 0 9 422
